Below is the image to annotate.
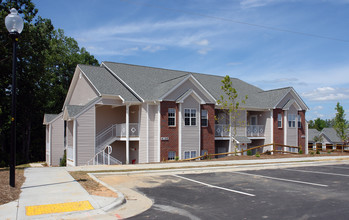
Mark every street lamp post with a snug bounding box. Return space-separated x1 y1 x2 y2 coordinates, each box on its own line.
5 8 24 187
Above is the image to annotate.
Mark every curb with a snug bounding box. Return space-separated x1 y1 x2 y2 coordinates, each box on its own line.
87 173 126 212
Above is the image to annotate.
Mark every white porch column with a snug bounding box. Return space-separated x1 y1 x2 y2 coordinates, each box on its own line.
270 110 274 154
305 121 309 154
228 111 232 153
48 124 52 166
73 119 77 166
284 110 287 151
178 103 182 160
126 104 130 164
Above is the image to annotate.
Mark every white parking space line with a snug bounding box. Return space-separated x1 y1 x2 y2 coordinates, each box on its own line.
326 166 349 170
233 171 328 187
284 169 349 177
173 174 255 197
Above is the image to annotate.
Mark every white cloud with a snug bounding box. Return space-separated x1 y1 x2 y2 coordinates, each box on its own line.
198 48 211 55
142 45 165 53
313 105 323 110
196 39 209 46
240 0 281 8
302 87 349 101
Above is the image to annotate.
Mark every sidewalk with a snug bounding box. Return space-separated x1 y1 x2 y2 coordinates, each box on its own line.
0 167 123 220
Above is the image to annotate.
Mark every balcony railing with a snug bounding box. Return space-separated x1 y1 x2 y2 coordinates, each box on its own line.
247 125 264 137
215 124 230 137
215 124 265 137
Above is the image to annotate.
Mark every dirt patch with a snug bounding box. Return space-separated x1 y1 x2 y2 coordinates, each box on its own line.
69 171 118 198
0 169 25 205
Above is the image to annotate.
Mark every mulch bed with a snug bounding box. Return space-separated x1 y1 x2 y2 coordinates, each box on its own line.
0 169 25 205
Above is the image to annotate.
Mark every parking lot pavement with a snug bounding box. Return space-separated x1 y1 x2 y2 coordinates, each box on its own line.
106 163 349 220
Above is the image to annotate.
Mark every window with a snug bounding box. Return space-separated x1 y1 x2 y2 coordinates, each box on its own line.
168 108 176 126
298 114 302 128
184 109 196 126
191 151 197 158
184 150 197 159
168 151 176 160
184 151 190 159
201 110 208 127
278 114 282 128
288 114 296 128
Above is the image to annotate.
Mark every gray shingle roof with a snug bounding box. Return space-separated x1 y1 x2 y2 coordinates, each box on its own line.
321 128 343 143
78 64 140 102
43 114 60 124
65 97 100 118
234 136 252 144
308 129 320 142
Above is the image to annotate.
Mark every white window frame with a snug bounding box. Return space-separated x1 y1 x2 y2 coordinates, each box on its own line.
298 114 302 128
168 151 176 160
184 108 197 126
278 113 282 128
201 110 208 127
190 150 197 158
184 151 190 159
288 114 296 128
168 108 176 127
184 150 197 159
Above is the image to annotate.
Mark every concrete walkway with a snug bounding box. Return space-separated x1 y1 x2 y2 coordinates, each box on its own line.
0 167 123 220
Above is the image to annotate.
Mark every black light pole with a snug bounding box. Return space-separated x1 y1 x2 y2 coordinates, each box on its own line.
5 8 23 187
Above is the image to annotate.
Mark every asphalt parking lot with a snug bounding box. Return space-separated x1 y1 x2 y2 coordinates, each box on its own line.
123 164 349 220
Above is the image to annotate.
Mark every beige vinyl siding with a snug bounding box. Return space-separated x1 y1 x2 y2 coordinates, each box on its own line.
138 103 148 163
287 105 297 146
110 141 126 163
69 73 98 106
76 105 95 166
95 105 125 134
181 95 200 158
67 121 73 147
46 125 50 165
264 110 273 144
148 104 159 162
164 79 212 103
49 115 65 166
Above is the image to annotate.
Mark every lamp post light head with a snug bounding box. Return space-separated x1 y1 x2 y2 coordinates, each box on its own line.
5 8 24 36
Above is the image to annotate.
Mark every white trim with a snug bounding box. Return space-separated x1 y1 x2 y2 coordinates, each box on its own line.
146 103 149 163
101 62 144 102
282 99 302 111
228 111 232 153
198 103 201 157
73 119 77 166
159 74 216 103
176 89 206 105
273 88 309 110
270 110 274 152
48 124 52 166
43 112 63 125
158 103 161 162
80 68 101 97
126 104 130 164
168 108 176 127
178 103 182 160
183 108 198 126
305 121 309 154
284 110 287 147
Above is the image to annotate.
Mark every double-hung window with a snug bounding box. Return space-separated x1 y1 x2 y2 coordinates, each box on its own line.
168 108 176 126
288 114 296 128
184 150 197 159
201 110 208 127
168 151 176 160
278 113 282 128
298 114 302 128
184 109 196 126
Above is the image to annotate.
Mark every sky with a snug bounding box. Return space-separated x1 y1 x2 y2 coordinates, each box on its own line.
33 0 349 120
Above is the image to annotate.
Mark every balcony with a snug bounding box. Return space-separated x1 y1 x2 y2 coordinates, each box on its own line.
96 123 139 149
215 124 265 137
215 124 230 137
247 125 264 137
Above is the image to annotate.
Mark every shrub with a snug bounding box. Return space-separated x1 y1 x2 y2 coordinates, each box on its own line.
175 156 179 161
0 160 6 168
299 150 303 154
316 150 320 154
255 152 260 158
327 150 332 154
310 151 315 155
247 150 252 156
60 150 66 167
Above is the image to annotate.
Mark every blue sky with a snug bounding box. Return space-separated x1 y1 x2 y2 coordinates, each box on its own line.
33 0 349 120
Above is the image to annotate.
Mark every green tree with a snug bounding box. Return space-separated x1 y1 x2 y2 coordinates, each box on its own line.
0 0 98 165
308 118 327 131
333 102 349 144
216 75 248 153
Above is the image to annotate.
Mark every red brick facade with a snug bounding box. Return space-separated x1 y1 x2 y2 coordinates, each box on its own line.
160 101 178 161
273 108 284 145
298 110 306 152
201 104 215 154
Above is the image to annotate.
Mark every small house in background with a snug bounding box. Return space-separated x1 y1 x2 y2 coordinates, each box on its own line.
44 62 309 166
308 127 348 152
43 113 64 166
